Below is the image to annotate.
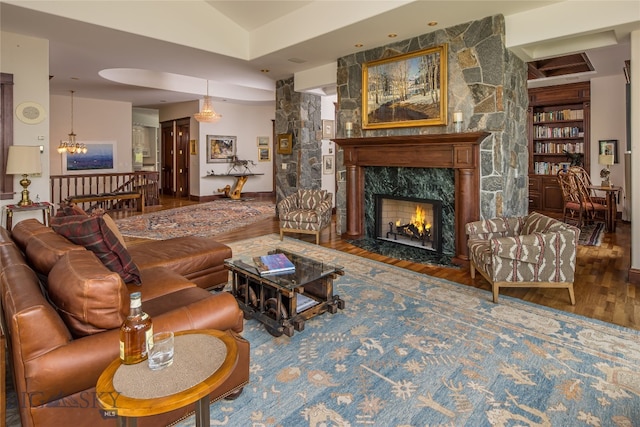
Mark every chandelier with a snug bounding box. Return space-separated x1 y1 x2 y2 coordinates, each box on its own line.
194 80 222 123
58 90 87 154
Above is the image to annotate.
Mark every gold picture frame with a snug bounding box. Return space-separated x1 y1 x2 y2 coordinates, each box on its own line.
190 139 197 155
257 136 269 147
277 133 293 154
362 44 448 129
258 147 270 162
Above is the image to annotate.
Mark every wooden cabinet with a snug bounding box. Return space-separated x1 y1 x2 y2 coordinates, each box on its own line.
528 82 590 213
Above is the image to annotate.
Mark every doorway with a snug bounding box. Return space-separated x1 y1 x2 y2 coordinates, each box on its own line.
160 118 190 197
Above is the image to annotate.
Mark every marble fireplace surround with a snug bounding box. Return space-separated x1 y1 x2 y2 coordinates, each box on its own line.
334 132 490 262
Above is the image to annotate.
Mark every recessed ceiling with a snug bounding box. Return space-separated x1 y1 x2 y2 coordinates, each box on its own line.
528 53 595 80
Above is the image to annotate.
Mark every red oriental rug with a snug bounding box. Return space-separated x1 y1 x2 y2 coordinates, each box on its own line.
114 199 275 240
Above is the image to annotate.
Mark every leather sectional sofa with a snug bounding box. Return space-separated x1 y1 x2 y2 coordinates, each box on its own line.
0 217 249 427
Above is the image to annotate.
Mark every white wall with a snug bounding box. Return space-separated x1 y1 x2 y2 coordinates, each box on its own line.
590 74 628 214
160 100 275 198
49 94 133 175
630 29 640 273
1 31 50 226
321 94 337 205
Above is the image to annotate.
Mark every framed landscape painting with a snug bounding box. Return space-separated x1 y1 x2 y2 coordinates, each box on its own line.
362 44 447 129
62 141 116 174
206 135 236 163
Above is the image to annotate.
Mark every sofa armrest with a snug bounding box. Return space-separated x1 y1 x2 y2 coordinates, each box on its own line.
24 291 244 405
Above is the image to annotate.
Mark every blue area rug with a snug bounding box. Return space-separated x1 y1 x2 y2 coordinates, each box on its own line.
176 234 640 426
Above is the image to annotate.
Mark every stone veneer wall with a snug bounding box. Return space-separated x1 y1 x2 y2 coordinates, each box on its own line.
334 14 529 235
274 77 322 203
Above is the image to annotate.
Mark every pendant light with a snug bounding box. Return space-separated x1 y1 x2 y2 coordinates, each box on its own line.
194 80 222 123
58 90 87 154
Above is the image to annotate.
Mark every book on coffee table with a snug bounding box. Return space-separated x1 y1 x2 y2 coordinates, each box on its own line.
253 253 296 275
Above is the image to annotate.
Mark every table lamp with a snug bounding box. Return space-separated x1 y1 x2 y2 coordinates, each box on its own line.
598 153 614 187
5 145 42 206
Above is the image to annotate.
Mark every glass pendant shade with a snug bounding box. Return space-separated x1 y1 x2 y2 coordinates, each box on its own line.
58 91 87 154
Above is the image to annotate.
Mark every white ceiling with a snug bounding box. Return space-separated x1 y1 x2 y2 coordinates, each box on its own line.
1 0 637 108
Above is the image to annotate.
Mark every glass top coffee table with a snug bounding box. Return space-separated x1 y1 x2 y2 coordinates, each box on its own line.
225 248 345 337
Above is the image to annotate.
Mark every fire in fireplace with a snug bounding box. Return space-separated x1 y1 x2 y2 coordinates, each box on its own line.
374 195 443 253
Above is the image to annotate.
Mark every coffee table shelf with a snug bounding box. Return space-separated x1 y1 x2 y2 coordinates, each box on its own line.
225 249 345 337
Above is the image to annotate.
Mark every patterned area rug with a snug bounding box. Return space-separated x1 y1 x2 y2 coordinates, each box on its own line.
579 222 605 246
175 235 640 426
114 199 275 240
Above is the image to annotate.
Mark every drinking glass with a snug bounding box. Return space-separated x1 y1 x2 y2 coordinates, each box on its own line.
148 331 174 370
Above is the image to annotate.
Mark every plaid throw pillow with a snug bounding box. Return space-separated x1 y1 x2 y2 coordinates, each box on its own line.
52 215 142 284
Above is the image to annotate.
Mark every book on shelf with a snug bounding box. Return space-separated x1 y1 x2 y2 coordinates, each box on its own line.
253 253 296 275
296 293 319 313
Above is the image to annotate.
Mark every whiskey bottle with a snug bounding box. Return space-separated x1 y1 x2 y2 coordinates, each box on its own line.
119 292 153 364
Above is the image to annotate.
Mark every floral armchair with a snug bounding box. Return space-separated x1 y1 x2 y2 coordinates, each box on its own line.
277 189 333 244
465 211 580 304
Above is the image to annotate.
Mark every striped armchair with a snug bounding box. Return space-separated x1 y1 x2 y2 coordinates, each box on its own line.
278 189 333 244
465 212 580 304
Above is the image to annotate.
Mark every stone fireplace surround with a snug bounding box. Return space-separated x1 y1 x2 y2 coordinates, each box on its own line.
333 132 490 262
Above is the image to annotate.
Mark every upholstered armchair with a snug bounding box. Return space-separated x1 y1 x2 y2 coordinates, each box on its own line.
465 211 579 304
278 189 333 244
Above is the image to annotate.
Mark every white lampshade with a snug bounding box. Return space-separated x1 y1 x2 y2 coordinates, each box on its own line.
598 154 615 166
6 146 42 175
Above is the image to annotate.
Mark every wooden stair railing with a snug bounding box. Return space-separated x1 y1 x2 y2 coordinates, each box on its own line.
50 171 159 213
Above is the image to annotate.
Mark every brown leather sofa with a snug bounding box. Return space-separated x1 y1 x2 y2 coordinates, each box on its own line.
0 219 249 427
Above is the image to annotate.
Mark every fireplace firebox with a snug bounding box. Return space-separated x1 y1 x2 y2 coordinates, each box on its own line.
375 195 443 254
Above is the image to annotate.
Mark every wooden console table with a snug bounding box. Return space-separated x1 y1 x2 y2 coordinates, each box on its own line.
204 173 264 200
588 185 621 232
4 202 53 231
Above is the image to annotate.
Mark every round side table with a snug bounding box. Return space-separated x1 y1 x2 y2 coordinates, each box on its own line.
96 329 238 427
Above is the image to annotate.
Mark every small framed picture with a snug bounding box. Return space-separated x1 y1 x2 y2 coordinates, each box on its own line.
258 147 270 162
277 133 292 154
322 120 335 139
190 139 197 155
322 155 334 175
257 136 269 147
599 139 619 163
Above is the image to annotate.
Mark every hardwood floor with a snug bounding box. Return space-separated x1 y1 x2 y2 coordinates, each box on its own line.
120 195 639 331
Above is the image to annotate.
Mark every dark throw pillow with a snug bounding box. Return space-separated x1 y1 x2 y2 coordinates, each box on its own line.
51 214 142 284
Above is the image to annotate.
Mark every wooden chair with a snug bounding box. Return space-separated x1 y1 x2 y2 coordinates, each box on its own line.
557 169 606 228
568 166 606 204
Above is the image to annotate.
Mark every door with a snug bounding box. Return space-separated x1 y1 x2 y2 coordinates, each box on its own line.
176 120 190 198
161 123 174 196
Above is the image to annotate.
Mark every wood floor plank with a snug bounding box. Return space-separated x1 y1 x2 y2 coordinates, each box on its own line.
120 195 638 331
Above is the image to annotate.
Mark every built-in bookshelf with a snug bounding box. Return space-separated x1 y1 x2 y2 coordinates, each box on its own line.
528 82 590 213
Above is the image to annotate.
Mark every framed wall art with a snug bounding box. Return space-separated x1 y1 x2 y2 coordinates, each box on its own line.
323 155 334 175
257 136 269 147
190 139 197 155
62 141 116 174
599 139 619 163
206 135 236 163
362 44 448 129
277 133 293 154
322 120 335 139
258 147 271 162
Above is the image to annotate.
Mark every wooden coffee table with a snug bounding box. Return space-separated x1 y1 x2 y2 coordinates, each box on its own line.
96 329 238 427
225 249 345 337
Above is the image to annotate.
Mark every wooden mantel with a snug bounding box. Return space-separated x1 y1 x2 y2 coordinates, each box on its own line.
333 132 490 261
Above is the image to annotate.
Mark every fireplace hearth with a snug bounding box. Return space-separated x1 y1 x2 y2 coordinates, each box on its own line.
375 195 443 253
